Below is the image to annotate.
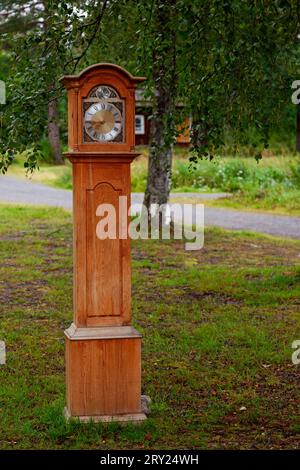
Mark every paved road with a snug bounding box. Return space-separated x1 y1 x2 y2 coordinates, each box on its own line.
0 175 73 209
0 175 299 239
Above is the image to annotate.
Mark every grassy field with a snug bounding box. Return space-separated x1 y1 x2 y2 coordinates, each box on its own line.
7 148 300 215
0 204 300 449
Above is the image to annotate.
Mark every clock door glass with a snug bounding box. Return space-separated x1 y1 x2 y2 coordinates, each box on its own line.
83 86 124 143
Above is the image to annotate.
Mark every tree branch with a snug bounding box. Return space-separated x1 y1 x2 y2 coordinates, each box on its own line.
65 0 108 73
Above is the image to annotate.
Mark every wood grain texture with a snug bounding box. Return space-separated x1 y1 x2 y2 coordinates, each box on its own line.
65 335 142 417
64 407 146 423
87 182 122 318
61 64 146 420
70 158 132 327
65 323 141 340
61 64 145 153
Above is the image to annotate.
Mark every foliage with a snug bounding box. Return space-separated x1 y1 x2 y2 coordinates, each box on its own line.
0 1 299 172
0 51 11 81
0 0 109 170
173 159 284 192
122 0 300 159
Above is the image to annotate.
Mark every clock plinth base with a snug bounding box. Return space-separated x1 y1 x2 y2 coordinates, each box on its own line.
64 407 147 424
64 325 144 419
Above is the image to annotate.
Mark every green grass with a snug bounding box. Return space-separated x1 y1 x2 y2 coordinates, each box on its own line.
7 148 300 215
0 204 300 449
6 154 73 190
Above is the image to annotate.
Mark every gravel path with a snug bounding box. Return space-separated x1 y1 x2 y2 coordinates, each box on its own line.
0 175 299 239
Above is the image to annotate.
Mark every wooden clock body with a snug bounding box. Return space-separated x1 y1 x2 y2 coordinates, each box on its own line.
61 64 146 421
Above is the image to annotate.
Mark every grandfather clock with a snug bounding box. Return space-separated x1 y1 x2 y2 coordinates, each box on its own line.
60 63 146 422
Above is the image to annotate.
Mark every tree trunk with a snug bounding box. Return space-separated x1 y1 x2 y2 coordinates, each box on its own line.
44 0 62 165
296 105 300 153
143 0 176 217
48 98 63 164
143 93 173 209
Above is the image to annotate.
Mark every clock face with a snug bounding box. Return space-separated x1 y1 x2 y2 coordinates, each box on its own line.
84 102 122 142
83 85 124 143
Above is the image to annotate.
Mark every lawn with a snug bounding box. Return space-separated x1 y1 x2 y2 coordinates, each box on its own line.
0 204 300 449
7 148 300 216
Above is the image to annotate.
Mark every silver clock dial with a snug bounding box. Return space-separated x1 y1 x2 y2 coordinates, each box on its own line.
84 102 122 142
